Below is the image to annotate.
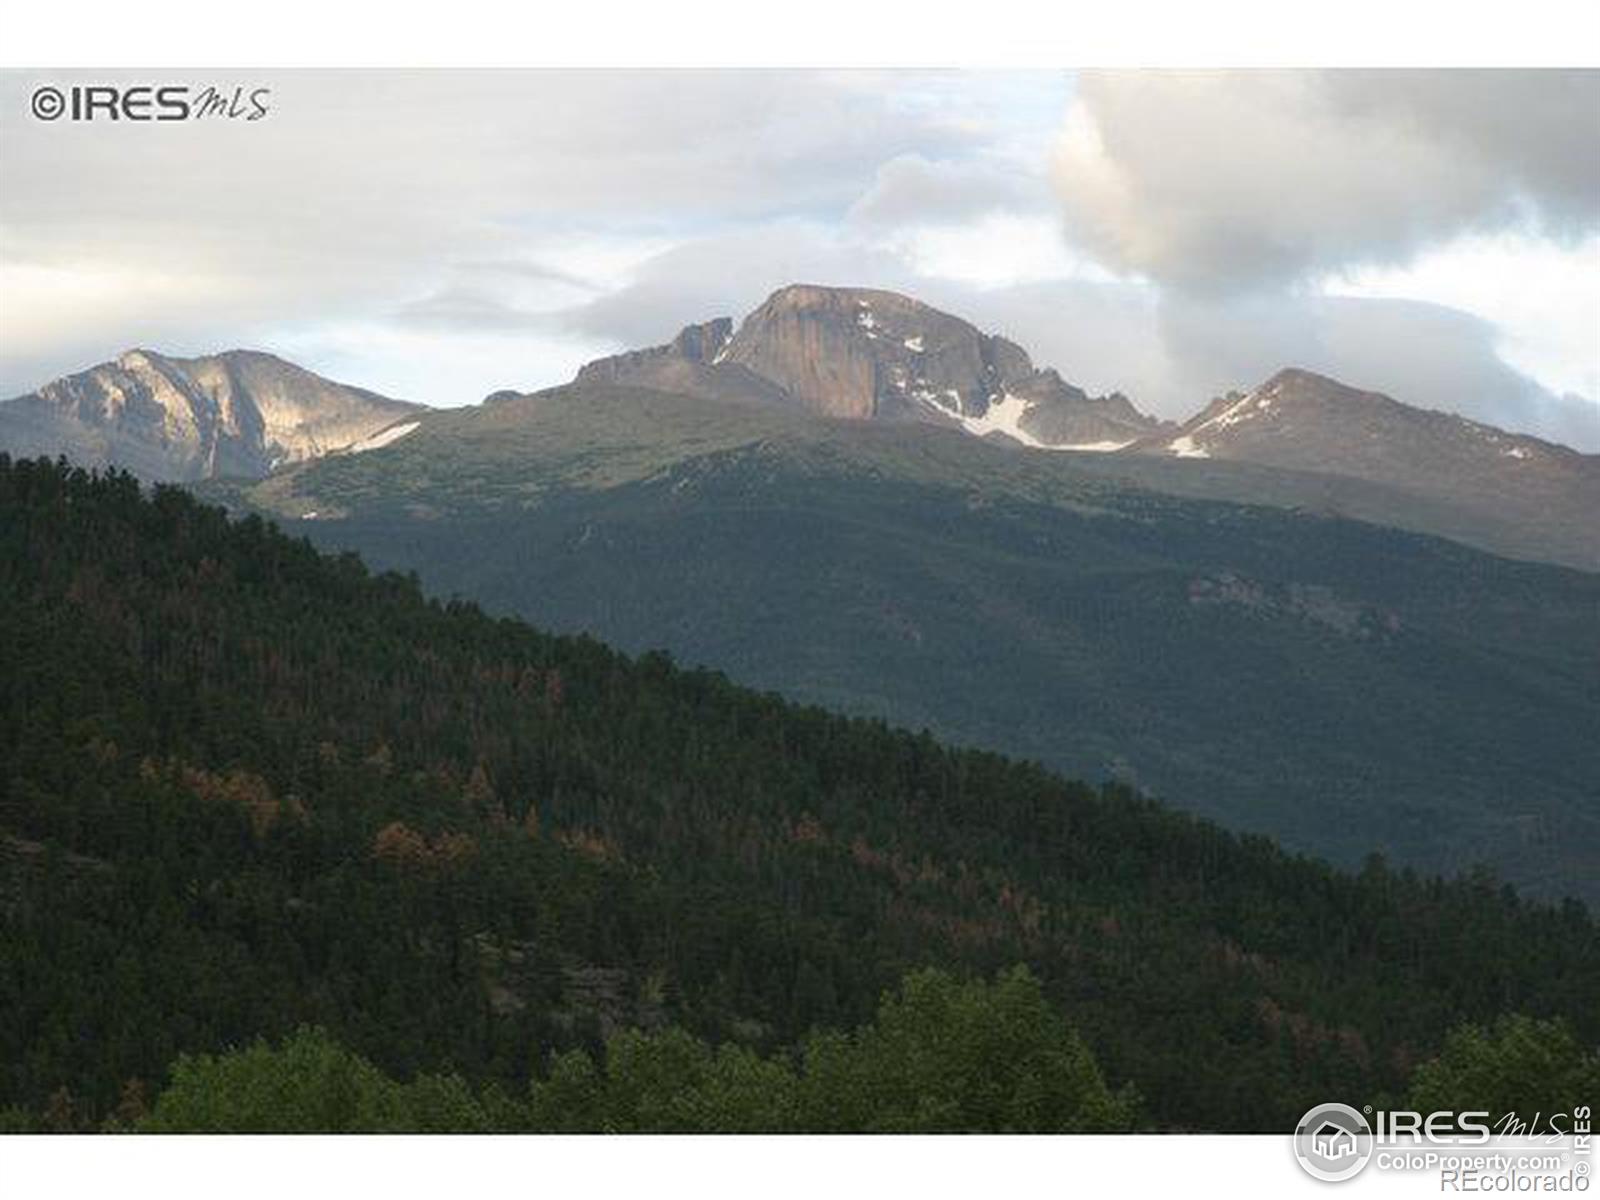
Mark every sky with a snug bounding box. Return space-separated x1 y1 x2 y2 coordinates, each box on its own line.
1 68 1596 449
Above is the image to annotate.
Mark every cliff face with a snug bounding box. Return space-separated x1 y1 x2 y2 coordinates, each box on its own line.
725 285 978 420
0 350 425 481
573 284 1168 447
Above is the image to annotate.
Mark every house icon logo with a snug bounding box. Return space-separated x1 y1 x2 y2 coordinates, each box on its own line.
1294 1102 1374 1182
1314 1121 1358 1159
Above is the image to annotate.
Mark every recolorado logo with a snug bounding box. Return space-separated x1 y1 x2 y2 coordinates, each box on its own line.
29 84 271 122
1294 1103 1593 1187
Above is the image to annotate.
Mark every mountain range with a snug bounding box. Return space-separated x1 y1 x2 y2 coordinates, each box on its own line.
6 284 1598 900
8 285 1592 570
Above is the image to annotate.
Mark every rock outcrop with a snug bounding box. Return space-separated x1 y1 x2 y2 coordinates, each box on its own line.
0 349 425 481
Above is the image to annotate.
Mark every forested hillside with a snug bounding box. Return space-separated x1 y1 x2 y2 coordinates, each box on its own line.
3 456 1595 1132
218 384 1600 901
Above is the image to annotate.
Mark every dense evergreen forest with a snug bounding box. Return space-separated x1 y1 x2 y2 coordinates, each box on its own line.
2 456 1595 1132
217 384 1600 902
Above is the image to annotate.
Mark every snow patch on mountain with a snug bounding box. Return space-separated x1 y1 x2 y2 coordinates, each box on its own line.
1057 438 1136 452
916 390 1121 451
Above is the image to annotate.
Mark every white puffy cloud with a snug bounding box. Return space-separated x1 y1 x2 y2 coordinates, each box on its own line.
1053 69 1600 293
0 69 996 395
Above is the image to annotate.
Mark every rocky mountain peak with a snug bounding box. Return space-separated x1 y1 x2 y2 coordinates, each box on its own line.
572 283 1167 449
1262 366 1338 391
722 284 997 421
116 348 159 371
1141 364 1592 484
1258 368 1391 411
0 349 424 482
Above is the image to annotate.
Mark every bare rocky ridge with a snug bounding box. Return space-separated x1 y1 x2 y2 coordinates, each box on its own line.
574 284 1170 449
1125 368 1600 569
0 349 425 482
575 317 792 408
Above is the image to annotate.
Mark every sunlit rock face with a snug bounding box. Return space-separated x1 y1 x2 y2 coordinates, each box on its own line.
575 283 1168 448
0 349 425 481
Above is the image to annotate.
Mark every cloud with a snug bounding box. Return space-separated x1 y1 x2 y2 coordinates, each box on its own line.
910 275 1173 402
1306 296 1600 451
846 153 1044 229
1053 69 1600 293
1039 69 1600 443
0 69 991 395
1323 230 1600 403
1321 71 1598 235
558 221 916 349
391 287 555 333
450 258 604 292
